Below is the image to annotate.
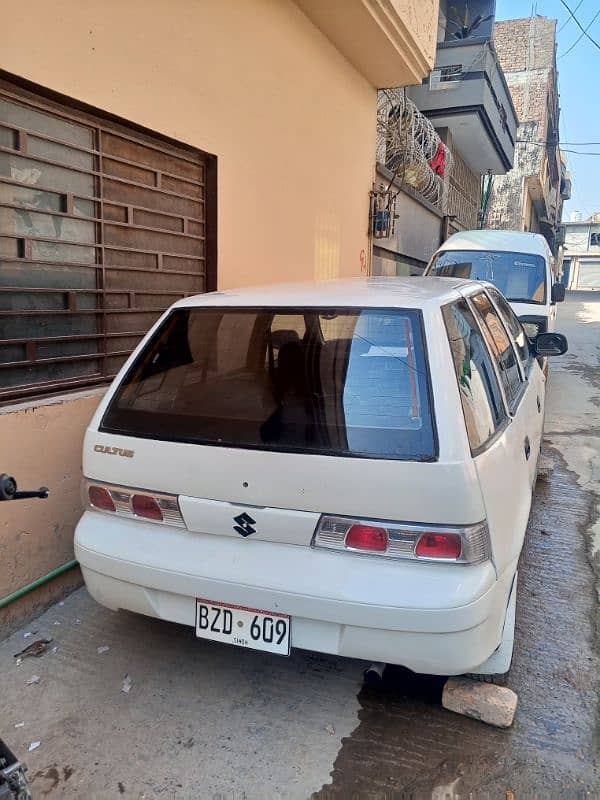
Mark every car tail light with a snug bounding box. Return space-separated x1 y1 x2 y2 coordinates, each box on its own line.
88 485 116 512
132 494 163 521
415 532 461 559
84 480 185 528
313 516 490 565
345 524 388 553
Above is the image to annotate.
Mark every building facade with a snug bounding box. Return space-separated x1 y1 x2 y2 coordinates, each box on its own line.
485 16 569 253
0 0 439 634
372 0 518 274
562 215 600 289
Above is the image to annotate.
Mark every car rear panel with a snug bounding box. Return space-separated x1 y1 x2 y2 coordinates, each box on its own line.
84 429 487 539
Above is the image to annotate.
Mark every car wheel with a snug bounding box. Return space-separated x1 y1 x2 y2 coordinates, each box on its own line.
463 573 517 686
465 670 509 686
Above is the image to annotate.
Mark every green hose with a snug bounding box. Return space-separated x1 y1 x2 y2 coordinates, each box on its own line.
0 559 79 609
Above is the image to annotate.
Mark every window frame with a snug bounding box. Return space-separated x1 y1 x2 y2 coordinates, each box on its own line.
429 249 548 305
441 296 509 457
0 73 217 405
466 289 527 416
486 286 534 378
99 305 440 463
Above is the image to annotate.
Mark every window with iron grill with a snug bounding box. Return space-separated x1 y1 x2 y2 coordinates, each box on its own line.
0 79 215 403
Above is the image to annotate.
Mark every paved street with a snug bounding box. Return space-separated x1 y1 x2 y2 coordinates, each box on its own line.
1 292 599 799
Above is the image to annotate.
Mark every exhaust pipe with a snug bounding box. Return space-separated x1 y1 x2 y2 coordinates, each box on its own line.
363 662 386 685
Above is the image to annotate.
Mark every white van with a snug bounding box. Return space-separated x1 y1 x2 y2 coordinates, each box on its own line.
425 230 565 336
75 278 567 678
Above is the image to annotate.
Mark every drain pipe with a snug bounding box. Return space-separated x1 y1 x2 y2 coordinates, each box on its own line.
0 560 79 610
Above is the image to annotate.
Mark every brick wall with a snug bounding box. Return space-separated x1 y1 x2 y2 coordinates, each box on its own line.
486 16 561 242
494 17 557 77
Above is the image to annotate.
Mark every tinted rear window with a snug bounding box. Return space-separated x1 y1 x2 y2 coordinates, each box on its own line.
101 307 437 461
429 250 547 304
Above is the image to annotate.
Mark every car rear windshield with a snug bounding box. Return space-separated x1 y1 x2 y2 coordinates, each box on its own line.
100 307 437 461
429 250 547 304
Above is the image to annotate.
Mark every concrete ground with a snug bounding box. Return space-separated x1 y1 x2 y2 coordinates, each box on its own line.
1 292 599 799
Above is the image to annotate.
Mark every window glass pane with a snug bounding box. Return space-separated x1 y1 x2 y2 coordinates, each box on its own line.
471 292 523 410
318 313 358 341
0 291 67 312
0 153 94 196
27 135 94 171
0 125 16 148
1 358 100 388
0 312 98 340
488 288 531 367
429 250 547 304
0 236 19 257
101 308 436 461
265 314 307 369
0 181 63 212
0 261 96 290
37 339 99 359
0 99 93 148
443 300 505 451
0 207 95 243
73 198 95 217
30 239 95 264
0 343 26 364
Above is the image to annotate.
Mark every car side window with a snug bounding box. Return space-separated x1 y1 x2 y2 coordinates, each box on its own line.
470 292 524 412
487 288 532 371
442 300 507 452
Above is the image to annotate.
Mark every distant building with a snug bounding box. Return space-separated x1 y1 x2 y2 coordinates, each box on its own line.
562 215 600 289
371 0 519 276
485 16 569 255
570 211 583 223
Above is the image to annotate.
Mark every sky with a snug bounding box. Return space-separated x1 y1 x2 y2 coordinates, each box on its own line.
496 0 599 220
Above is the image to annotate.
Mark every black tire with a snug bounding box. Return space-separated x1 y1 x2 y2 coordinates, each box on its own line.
464 671 509 686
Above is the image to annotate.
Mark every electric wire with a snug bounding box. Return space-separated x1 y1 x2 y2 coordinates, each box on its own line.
558 0 600 52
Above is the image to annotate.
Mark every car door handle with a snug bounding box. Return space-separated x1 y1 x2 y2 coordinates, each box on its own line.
524 436 531 460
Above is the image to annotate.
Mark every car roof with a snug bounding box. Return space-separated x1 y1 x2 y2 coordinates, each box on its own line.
436 229 552 260
174 277 480 310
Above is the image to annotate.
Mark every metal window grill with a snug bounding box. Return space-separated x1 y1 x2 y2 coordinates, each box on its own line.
0 79 215 403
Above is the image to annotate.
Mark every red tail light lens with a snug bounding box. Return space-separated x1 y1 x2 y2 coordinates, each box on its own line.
132 494 163 521
345 524 388 553
88 485 116 512
415 532 461 559
314 516 489 564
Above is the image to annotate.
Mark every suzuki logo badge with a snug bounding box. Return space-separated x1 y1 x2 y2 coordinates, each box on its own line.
233 512 256 537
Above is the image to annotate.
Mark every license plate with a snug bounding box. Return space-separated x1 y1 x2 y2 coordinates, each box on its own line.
195 598 291 656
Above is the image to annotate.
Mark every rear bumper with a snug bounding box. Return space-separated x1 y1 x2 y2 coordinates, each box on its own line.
75 511 514 675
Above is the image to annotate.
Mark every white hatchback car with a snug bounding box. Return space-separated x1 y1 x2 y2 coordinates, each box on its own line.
75 278 567 678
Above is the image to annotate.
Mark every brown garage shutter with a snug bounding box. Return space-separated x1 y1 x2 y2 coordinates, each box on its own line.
0 77 216 403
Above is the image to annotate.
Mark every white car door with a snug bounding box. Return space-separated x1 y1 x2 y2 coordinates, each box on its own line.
486 287 546 486
442 296 529 576
467 290 538 571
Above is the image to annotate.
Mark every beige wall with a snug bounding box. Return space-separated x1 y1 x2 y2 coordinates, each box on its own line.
0 0 380 289
0 0 438 633
391 0 439 68
0 391 103 636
